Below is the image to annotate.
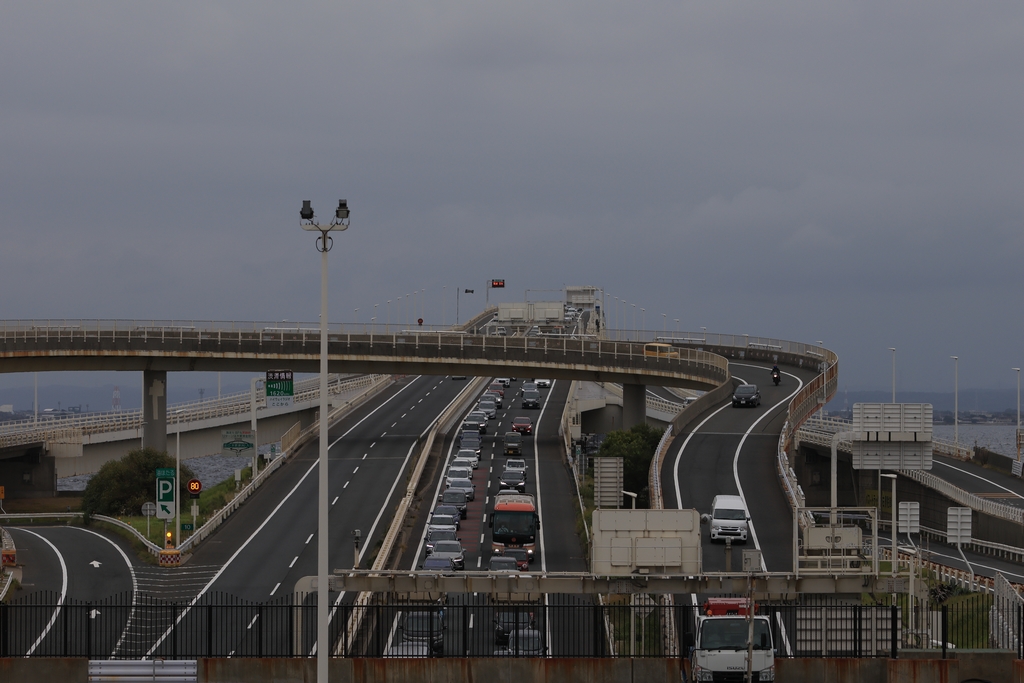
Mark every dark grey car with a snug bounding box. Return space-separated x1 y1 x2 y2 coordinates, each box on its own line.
732 384 761 408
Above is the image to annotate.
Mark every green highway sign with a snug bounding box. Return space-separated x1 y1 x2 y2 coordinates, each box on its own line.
222 430 255 458
266 369 294 408
156 469 175 520
181 523 194 531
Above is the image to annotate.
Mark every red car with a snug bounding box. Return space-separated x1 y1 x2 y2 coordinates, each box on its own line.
502 548 530 571
512 417 533 434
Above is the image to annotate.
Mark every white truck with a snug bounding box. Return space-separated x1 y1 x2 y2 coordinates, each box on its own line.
686 598 775 682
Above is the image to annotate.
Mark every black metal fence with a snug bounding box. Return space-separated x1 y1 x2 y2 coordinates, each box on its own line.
0 591 1015 659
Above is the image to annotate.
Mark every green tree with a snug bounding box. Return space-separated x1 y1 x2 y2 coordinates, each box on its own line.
82 447 195 517
596 423 663 508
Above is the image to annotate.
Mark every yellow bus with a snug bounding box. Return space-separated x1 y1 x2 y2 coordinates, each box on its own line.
643 342 679 359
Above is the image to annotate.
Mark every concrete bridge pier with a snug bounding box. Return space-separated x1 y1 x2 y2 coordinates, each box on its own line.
142 370 168 454
622 383 646 429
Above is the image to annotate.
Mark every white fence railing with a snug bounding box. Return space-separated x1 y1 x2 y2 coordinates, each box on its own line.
795 418 1022 525
0 374 384 450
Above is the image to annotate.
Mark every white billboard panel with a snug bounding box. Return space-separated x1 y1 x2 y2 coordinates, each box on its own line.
851 442 932 470
591 509 701 575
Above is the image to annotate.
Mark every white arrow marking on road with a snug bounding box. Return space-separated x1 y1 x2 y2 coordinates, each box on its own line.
89 560 101 568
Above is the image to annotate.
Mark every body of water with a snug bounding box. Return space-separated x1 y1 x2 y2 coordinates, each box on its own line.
58 442 282 492
933 424 1020 458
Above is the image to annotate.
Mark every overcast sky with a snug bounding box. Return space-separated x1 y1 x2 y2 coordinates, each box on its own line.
2 2 1022 399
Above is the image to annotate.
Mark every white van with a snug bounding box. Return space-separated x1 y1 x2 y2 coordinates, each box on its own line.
705 495 749 543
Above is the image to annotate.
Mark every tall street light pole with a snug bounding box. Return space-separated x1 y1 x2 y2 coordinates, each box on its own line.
1014 367 1021 463
888 350 897 403
951 356 959 450
301 198 350 683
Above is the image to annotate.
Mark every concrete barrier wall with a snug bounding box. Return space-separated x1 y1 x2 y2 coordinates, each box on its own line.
4 655 1019 683
3 657 1018 682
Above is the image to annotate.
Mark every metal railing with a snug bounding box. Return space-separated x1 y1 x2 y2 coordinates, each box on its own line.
795 417 1022 525
1 591 1011 659
0 373 383 450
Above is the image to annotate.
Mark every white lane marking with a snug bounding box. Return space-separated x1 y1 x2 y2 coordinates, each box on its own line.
482 514 487 524
934 460 1024 500
19 529 68 656
477 557 482 568
344 481 350 489
484 496 489 505
146 377 425 656
381 432 387 437
371 442 376 448
419 398 424 403
391 422 397 428
316 440 422 656
353 466 359 473
480 533 485 543
402 414 407 419
469 614 474 629
727 365 803 570
289 556 298 568
270 583 281 596
305 534 314 544
534 379 556 656
72 526 138 657
332 496 339 505
362 453 367 460
247 614 259 629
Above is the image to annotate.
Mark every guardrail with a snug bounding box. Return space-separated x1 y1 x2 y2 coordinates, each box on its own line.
0 373 380 450
599 383 686 419
794 418 1020 525
0 321 731 392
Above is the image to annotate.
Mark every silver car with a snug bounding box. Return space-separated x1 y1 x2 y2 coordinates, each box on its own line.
426 513 459 535
477 399 497 419
429 540 465 570
445 466 472 487
446 477 476 501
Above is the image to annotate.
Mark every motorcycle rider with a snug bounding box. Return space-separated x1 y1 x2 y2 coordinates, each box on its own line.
771 364 780 376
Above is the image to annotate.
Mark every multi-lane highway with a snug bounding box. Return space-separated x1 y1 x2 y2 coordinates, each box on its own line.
9 355 1024 659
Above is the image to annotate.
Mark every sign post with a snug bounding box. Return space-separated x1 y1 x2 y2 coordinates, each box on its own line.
155 468 175 521
142 501 157 538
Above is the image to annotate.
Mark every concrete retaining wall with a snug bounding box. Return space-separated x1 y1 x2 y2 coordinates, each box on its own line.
4 656 1022 682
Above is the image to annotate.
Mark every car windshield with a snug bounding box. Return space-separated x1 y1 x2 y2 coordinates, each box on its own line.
505 433 522 443
714 508 746 520
434 505 458 517
427 529 457 542
495 610 533 628
457 450 477 459
423 557 452 570
513 418 531 425
700 618 771 650
503 549 528 562
442 491 466 504
524 391 540 399
735 386 756 396
502 471 525 482
512 630 543 651
506 459 526 470
405 611 441 633
433 541 462 554
450 479 472 490
479 401 495 408
448 467 471 478
431 514 456 526
489 557 518 571
492 511 535 536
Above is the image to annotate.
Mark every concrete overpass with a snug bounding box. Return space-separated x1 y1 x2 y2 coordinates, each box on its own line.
0 319 730 455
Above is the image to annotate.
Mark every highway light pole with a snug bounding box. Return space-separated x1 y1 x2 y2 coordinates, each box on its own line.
951 356 959 450
889 348 896 402
300 198 350 683
1015 367 1021 462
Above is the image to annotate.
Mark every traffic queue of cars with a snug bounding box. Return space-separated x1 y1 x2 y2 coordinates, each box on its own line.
423 376 548 573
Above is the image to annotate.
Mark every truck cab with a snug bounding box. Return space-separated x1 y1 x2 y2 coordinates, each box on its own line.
687 598 774 682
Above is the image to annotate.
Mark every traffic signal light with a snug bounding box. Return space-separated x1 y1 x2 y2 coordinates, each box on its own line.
165 531 174 549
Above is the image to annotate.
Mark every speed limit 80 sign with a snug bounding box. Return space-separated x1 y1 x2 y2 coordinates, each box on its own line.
187 479 203 499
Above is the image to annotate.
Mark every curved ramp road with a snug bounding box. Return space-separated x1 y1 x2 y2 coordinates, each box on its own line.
667 362 815 572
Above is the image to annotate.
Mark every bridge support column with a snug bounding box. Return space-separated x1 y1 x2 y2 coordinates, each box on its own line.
142 370 168 454
622 383 646 430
